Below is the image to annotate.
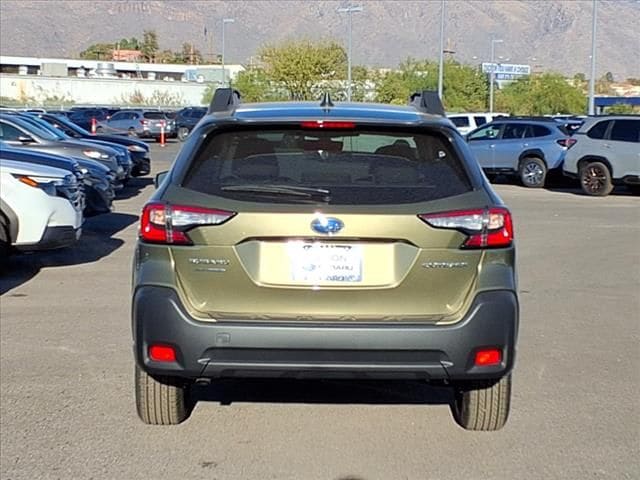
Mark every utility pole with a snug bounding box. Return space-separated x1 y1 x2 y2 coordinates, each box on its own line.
337 4 363 102
221 18 235 87
489 37 503 114
588 0 598 115
437 0 446 101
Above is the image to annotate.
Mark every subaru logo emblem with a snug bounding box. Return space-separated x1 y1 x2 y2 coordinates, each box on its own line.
311 216 344 235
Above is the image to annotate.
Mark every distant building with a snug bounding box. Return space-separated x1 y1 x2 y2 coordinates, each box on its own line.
111 49 142 62
0 55 244 82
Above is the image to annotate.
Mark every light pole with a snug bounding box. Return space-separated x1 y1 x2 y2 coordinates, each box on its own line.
588 0 598 115
437 0 446 101
221 18 235 87
489 38 503 114
337 4 363 102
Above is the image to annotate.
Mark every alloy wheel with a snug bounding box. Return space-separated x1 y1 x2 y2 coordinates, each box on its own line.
582 165 608 194
523 161 544 186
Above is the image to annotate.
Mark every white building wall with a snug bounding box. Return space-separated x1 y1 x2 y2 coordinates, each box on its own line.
0 74 210 105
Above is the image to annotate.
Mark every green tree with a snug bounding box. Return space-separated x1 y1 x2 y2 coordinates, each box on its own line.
440 60 488 111
232 68 288 102
606 103 639 114
259 40 347 100
375 58 437 105
495 73 586 115
201 68 288 104
174 43 203 64
79 43 114 60
375 58 487 110
117 37 140 50
141 30 159 62
155 49 176 64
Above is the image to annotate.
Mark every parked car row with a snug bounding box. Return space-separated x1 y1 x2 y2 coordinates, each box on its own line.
451 114 639 196
19 105 208 144
0 111 153 266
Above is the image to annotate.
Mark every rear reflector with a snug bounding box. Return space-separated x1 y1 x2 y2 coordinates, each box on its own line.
140 202 235 245
300 121 355 129
149 344 177 362
474 348 502 366
419 207 513 249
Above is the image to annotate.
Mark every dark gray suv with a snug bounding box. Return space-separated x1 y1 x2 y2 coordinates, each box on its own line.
98 109 173 141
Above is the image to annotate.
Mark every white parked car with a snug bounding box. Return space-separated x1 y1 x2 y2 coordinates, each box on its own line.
563 115 640 196
0 159 83 263
448 112 510 136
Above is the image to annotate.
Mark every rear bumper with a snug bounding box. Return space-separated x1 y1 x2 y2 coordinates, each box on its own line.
17 225 81 251
133 287 519 381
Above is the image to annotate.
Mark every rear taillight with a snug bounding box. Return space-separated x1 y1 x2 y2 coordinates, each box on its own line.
139 202 236 245
418 207 513 249
557 138 577 149
140 119 149 125
300 121 355 129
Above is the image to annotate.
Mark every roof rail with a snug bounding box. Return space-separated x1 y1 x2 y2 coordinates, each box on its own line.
208 88 241 114
409 90 445 116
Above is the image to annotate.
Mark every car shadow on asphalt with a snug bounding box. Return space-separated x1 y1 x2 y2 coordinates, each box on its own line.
0 211 138 295
490 175 636 197
192 378 453 406
116 176 154 200
543 185 635 197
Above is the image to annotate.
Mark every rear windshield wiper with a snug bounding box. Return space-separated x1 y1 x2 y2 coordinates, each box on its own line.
220 184 331 201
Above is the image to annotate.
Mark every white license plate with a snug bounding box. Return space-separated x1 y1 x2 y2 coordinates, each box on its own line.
288 242 362 283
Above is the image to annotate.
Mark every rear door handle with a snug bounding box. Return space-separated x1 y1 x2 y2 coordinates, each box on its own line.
603 143 611 148
489 144 496 148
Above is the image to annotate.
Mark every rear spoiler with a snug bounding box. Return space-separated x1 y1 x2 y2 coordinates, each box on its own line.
208 88 241 114
409 90 445 117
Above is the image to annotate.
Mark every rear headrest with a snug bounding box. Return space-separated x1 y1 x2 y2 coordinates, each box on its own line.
232 155 279 179
234 138 275 159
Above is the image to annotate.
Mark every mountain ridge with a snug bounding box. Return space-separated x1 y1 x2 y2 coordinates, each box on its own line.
1 0 639 80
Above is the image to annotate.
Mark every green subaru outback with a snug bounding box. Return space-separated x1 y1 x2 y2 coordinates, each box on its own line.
132 89 518 430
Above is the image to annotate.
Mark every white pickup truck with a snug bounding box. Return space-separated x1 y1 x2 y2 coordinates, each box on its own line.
0 159 84 264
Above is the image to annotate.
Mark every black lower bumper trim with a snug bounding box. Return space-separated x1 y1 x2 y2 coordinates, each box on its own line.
133 287 518 381
18 226 79 251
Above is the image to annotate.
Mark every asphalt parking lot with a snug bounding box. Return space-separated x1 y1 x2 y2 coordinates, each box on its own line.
1 141 638 480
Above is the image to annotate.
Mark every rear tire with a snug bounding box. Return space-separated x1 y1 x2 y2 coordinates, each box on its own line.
135 364 192 425
519 157 547 188
177 126 190 142
579 161 613 196
451 374 511 431
128 128 138 138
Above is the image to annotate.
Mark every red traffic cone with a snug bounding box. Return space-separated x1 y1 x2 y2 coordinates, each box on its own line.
91 117 97 134
160 123 166 147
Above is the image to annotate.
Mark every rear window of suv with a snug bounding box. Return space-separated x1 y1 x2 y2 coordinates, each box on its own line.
182 127 472 205
143 112 166 120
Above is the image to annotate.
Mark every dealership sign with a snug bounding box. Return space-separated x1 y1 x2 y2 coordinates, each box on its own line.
481 63 531 76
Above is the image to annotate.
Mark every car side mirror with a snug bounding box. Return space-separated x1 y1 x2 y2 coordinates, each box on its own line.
155 171 169 189
18 135 35 144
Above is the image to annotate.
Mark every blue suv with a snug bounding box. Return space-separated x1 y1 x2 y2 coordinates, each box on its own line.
466 118 574 187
